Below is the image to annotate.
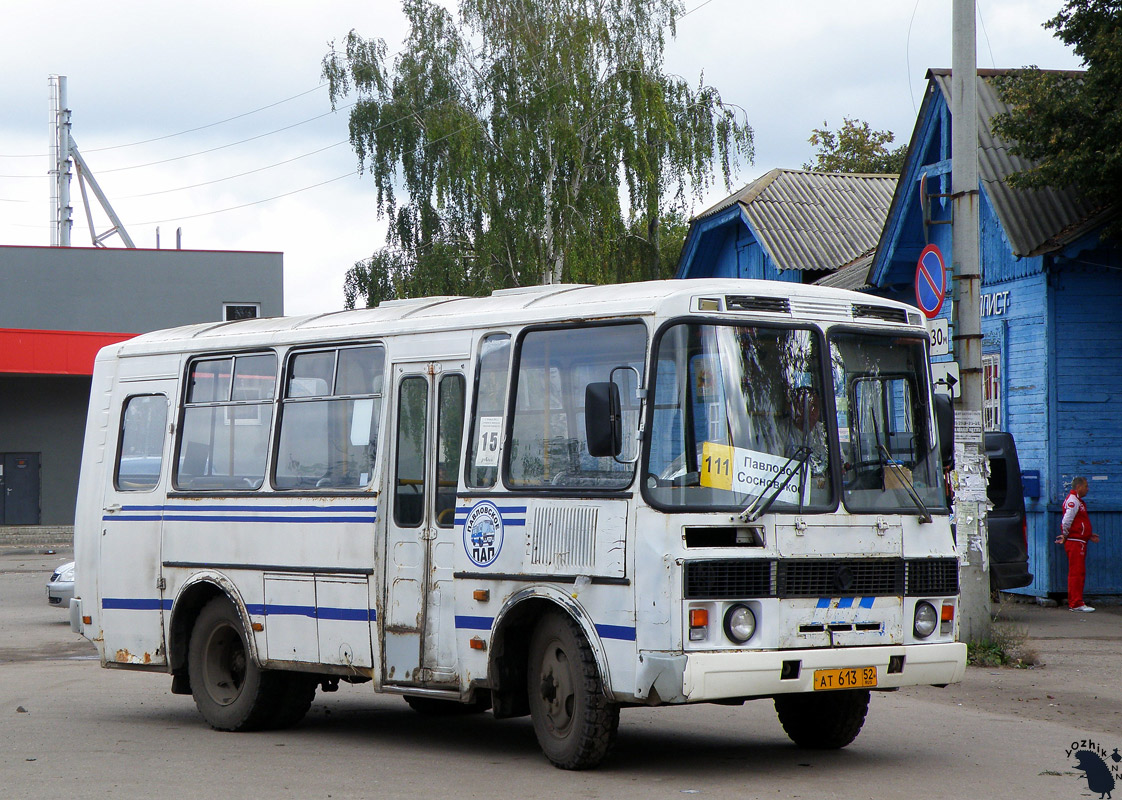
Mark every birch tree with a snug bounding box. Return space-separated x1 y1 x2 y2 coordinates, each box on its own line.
323 0 752 305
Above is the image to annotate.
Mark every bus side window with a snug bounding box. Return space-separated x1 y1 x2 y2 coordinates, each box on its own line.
275 345 384 490
465 334 511 489
115 395 167 491
435 374 466 527
176 353 277 490
508 323 646 489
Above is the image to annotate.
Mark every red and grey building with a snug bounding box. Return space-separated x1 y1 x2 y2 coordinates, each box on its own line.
0 244 282 528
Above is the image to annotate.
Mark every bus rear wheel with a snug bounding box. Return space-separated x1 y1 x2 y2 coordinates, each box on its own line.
527 611 619 770
188 596 285 731
774 689 870 749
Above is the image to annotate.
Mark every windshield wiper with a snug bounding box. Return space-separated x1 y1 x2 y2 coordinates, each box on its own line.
877 444 932 523
740 446 812 523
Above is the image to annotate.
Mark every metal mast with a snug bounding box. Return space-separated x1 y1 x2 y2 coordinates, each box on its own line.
49 75 135 248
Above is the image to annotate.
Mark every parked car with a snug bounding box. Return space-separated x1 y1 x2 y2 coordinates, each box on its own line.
46 561 75 608
934 396 1032 591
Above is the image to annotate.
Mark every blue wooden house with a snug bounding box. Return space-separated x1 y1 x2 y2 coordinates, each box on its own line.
675 168 897 283
868 68 1121 600
677 70 1122 599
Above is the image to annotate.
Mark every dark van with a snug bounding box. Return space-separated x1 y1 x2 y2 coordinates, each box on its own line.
934 396 1032 591
984 432 1032 590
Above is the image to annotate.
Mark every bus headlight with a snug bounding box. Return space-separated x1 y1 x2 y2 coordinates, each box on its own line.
913 601 938 638
723 604 756 644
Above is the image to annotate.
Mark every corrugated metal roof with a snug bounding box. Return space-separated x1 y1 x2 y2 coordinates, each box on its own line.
929 69 1113 257
694 169 898 272
814 251 875 291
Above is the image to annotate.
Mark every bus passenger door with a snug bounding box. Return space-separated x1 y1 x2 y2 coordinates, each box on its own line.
383 360 466 686
99 387 174 666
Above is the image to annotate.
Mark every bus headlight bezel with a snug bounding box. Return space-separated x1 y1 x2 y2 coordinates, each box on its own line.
913 600 939 639
723 603 757 644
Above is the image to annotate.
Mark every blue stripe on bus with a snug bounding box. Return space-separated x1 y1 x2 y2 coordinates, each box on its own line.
107 514 377 524
817 597 876 609
455 615 494 631
102 598 173 611
120 504 378 513
315 607 374 622
596 624 637 641
103 599 378 621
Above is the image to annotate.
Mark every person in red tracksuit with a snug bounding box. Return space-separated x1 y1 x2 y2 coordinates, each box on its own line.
1055 477 1099 612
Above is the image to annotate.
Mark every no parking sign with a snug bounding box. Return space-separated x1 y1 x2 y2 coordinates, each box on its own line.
915 244 947 319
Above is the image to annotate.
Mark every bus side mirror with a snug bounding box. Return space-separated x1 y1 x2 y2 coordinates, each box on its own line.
934 393 954 469
585 382 622 458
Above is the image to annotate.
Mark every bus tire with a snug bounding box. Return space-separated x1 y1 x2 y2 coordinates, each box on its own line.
188 596 284 732
270 673 318 729
774 689 870 749
527 611 619 770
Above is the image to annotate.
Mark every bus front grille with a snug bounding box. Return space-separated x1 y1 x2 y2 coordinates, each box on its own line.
683 560 775 599
684 558 958 600
905 558 959 595
777 559 904 597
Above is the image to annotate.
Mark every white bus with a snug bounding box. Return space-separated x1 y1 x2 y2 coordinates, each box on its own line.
71 279 965 769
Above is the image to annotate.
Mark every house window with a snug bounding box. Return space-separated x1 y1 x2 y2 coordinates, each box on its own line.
224 303 260 321
983 353 1001 431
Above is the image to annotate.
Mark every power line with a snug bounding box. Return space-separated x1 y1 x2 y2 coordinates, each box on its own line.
11 0 726 223
130 172 359 225
117 141 347 199
0 83 329 159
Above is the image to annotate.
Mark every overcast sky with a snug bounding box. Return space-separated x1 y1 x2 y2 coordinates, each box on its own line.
0 0 1082 315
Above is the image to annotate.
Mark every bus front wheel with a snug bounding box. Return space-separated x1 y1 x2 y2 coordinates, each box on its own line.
527 611 619 770
188 596 285 731
774 689 870 749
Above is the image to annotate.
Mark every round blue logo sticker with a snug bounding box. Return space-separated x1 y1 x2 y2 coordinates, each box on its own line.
463 501 504 568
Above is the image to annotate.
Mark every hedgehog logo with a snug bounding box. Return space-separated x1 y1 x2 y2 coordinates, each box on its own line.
1073 750 1115 799
463 501 504 567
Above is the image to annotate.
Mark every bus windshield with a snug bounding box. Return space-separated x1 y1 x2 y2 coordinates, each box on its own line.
830 332 947 514
646 322 834 511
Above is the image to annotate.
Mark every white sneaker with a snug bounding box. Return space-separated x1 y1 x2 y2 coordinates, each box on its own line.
1071 605 1096 612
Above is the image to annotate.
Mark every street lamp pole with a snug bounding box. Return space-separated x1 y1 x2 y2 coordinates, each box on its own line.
951 0 991 642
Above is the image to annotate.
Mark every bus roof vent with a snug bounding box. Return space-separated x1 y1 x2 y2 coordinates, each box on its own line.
852 303 908 324
724 295 790 314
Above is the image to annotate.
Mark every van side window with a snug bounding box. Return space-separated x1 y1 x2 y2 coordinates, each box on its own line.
275 345 384 490
508 323 646 489
466 334 511 488
115 395 168 491
176 353 277 491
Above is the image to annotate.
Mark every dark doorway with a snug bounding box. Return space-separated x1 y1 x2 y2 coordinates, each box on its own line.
1 453 41 525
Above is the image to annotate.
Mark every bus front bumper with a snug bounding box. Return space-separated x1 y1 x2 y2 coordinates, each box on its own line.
635 642 966 704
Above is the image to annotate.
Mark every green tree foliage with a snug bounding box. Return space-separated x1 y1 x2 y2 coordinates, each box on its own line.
323 0 752 307
991 1 1122 214
802 118 906 175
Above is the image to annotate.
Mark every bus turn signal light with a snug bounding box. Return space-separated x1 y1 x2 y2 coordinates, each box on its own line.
689 608 709 641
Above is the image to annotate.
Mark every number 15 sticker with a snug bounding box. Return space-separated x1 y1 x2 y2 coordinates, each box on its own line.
475 416 503 467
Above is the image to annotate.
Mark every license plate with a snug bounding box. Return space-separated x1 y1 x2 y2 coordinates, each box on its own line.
813 666 877 691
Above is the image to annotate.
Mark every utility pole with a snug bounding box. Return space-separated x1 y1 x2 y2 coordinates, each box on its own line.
950 0 991 642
